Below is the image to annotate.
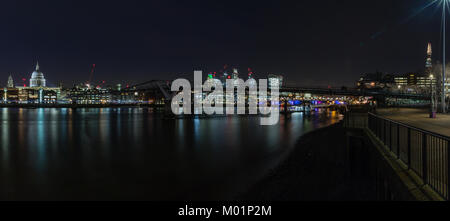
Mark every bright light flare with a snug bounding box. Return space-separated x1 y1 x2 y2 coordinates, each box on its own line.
399 0 439 25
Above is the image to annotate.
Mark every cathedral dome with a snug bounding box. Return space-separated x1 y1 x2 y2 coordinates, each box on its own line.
30 62 46 87
31 70 44 79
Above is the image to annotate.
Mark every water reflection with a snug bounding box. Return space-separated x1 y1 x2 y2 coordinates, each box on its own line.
0 107 342 200
1 108 9 163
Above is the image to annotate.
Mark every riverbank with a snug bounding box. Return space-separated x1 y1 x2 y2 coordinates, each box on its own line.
0 103 164 108
239 121 375 200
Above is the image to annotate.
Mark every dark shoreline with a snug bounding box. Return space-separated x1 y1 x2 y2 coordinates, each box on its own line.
239 121 375 201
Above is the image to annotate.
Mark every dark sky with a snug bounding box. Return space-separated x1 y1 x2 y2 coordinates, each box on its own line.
0 0 445 87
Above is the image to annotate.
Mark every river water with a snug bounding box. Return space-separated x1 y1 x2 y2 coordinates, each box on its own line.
0 107 342 200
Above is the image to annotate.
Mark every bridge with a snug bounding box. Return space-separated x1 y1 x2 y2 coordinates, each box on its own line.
280 87 430 100
125 80 431 103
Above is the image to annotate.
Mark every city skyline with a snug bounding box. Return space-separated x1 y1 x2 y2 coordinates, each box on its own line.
0 0 445 87
0 37 441 89
1 0 449 211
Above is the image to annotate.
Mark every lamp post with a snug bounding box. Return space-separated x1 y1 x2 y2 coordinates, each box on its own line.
442 0 447 113
431 74 436 118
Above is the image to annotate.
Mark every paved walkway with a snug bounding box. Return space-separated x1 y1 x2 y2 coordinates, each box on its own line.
377 108 450 137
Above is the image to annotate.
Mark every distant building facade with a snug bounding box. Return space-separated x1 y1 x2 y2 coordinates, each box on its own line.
394 73 434 87
7 75 14 88
268 74 284 89
29 62 46 87
1 62 60 104
68 86 111 104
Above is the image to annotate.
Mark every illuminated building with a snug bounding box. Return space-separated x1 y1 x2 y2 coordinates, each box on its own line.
42 90 58 104
29 62 46 87
207 72 217 80
356 72 385 89
19 88 38 103
394 75 408 86
69 87 111 104
222 72 230 83
1 62 61 104
394 73 435 87
26 62 61 103
424 43 436 87
372 44 435 90
7 75 14 88
232 68 239 79
4 88 19 103
0 89 4 102
426 43 432 71
268 74 284 89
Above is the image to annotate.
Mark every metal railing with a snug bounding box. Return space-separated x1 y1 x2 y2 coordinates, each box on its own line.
368 112 449 200
343 112 368 129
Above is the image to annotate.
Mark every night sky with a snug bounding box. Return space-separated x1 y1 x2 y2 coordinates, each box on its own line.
0 0 445 87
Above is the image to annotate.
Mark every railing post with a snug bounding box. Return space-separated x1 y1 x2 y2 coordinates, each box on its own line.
389 121 392 149
373 115 376 134
447 140 450 200
407 128 411 169
378 117 381 138
344 113 349 128
371 114 374 131
376 117 379 137
379 118 381 138
397 124 400 156
422 132 428 185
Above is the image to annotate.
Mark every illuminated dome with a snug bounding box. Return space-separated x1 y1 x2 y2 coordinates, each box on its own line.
30 62 46 87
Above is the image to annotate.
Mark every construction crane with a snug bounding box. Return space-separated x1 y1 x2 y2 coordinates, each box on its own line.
86 64 96 88
96 80 106 89
248 67 253 79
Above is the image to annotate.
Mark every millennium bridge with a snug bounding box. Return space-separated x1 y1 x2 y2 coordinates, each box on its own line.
126 80 431 106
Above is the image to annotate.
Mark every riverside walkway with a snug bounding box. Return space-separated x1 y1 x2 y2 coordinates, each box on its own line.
377 108 450 137
370 108 449 200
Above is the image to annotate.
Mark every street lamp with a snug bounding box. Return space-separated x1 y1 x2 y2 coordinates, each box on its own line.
430 74 436 118
441 0 448 113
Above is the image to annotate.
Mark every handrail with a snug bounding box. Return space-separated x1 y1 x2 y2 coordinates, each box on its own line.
367 112 449 200
368 112 450 141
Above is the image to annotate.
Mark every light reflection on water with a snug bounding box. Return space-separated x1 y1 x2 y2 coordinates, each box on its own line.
0 107 342 200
